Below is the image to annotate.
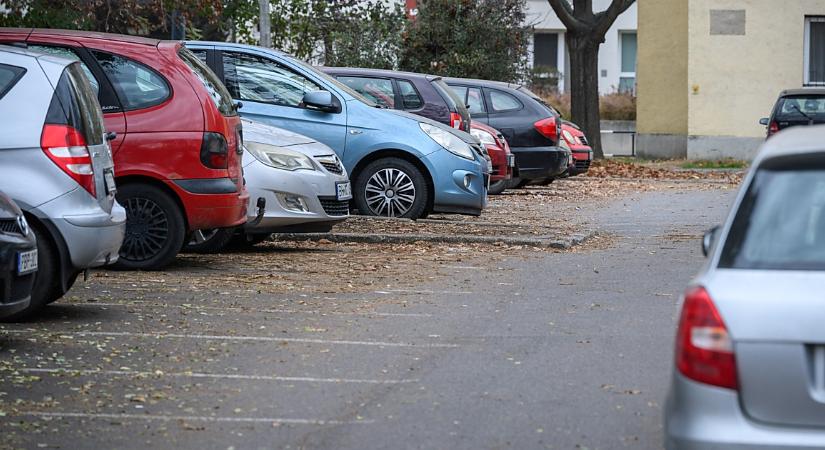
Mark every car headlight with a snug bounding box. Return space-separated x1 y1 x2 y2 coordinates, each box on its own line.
246 141 316 171
419 123 475 160
561 129 577 146
470 128 497 146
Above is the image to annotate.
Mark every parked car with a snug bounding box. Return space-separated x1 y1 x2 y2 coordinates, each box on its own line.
561 121 592 177
445 78 569 187
0 29 250 269
664 124 825 448
470 122 514 195
320 67 471 132
760 88 825 138
185 41 489 219
187 118 351 252
0 191 36 320
0 45 125 319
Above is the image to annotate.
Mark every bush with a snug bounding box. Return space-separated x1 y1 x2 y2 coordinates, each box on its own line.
539 91 636 121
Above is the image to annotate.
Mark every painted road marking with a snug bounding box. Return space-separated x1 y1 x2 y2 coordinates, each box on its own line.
14 367 418 385
15 411 373 425
68 301 433 318
1 330 460 349
374 289 472 295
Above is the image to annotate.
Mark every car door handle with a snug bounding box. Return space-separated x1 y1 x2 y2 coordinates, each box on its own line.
105 132 118 141
348 129 364 135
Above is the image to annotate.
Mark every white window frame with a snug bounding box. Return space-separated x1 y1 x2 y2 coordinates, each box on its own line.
804 16 825 86
618 30 637 93
530 30 566 91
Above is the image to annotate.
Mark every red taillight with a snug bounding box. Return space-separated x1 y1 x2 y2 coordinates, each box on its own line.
200 132 229 169
40 124 96 197
449 112 463 130
768 121 779 137
534 117 558 142
675 286 738 390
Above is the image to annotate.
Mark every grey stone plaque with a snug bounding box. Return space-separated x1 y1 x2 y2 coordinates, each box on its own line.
710 9 746 35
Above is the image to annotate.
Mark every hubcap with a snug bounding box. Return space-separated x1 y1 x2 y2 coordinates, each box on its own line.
121 197 169 262
365 168 416 217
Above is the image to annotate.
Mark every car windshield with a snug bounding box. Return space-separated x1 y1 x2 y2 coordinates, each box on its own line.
431 78 469 117
719 157 825 270
775 95 825 121
296 62 376 107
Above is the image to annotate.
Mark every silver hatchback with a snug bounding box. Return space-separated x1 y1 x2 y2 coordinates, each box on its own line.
665 125 825 448
0 45 125 319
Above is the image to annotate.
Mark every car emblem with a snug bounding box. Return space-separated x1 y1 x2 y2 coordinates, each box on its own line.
16 215 28 235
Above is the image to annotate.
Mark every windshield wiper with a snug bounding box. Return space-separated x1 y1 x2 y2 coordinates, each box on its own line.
791 104 815 124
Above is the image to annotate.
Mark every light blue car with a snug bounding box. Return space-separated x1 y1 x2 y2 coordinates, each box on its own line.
184 42 489 219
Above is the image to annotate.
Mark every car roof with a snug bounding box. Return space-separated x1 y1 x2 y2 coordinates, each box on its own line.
443 76 523 90
24 28 162 46
756 124 825 162
779 88 825 97
320 67 439 82
185 40 289 56
0 44 73 67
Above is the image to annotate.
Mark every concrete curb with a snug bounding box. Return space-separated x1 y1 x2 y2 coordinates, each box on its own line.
273 230 597 250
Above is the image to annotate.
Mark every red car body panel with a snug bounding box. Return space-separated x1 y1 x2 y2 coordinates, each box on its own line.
471 122 513 183
561 122 592 176
2 30 248 230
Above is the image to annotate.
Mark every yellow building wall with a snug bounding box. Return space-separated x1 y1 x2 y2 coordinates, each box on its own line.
636 0 688 135
687 0 825 139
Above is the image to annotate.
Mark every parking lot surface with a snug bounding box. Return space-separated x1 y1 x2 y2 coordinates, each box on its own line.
0 177 737 449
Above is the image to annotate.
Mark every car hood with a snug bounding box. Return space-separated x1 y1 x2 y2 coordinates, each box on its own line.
385 108 481 145
241 118 318 149
0 191 22 220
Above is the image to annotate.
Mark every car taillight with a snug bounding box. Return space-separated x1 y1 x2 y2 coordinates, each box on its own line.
534 117 559 142
200 132 229 169
767 121 779 137
675 286 738 390
450 112 463 130
40 124 96 197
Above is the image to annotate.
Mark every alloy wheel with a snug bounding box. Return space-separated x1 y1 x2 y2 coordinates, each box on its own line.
189 229 219 246
364 168 416 217
121 196 170 262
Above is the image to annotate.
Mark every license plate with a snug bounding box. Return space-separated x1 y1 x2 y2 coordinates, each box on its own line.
336 181 352 201
104 169 116 194
17 249 37 275
508 154 516 167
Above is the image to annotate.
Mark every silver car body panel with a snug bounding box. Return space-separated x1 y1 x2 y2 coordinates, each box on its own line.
0 46 125 268
240 118 349 232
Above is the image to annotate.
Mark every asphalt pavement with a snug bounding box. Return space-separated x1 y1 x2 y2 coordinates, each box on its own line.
0 185 736 450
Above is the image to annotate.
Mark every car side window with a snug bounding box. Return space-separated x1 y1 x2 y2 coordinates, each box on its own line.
223 51 322 108
489 89 522 112
467 87 486 114
0 64 25 100
91 51 170 110
335 76 395 108
397 80 423 110
189 49 208 64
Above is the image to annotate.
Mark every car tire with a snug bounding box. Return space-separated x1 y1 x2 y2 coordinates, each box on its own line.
184 228 237 254
354 157 429 219
510 178 530 189
113 184 185 270
3 226 63 321
488 180 508 195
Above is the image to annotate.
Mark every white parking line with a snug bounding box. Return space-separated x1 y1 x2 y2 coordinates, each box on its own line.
16 411 373 425
1 330 460 349
71 301 433 318
16 367 418 385
374 289 472 295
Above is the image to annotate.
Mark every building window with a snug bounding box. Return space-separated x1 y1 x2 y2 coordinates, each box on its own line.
533 33 559 69
619 31 637 94
805 17 825 86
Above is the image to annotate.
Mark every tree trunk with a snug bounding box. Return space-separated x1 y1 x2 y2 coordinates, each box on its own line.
566 34 604 158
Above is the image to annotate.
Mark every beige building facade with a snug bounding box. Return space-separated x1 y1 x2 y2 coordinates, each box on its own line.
637 0 825 160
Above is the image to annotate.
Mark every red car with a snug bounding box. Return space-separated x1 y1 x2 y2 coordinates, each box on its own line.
0 29 249 269
561 121 592 176
470 122 514 195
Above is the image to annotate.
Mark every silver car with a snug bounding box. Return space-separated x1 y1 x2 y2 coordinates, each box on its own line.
0 46 125 319
665 125 825 448
187 118 350 252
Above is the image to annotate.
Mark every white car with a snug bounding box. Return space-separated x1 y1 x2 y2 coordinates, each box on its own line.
187 119 351 252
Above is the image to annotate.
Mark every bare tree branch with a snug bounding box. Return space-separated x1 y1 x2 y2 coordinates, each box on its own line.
545 0 585 32
594 0 635 37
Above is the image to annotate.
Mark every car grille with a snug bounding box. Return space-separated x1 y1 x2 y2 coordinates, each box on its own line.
575 159 591 171
318 197 349 216
316 155 344 175
0 218 22 235
579 135 588 145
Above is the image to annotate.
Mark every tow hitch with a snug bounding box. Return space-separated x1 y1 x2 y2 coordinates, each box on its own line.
247 197 266 227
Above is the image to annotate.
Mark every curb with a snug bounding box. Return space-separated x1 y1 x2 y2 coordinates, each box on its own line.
273 230 597 250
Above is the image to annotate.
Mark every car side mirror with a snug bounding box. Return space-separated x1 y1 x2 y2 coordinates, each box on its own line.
303 91 340 113
759 117 769 126
702 225 720 257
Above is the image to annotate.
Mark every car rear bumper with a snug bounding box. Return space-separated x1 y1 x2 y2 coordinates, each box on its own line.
426 149 488 216
169 178 249 230
0 236 36 318
54 203 126 269
510 146 570 180
665 372 825 449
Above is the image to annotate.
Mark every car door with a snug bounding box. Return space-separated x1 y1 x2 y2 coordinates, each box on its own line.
217 50 348 155
25 36 127 154
483 88 526 145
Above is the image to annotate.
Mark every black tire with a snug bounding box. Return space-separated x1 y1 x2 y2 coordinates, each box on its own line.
488 180 508 195
354 157 429 219
510 178 530 189
113 183 185 270
4 226 63 321
536 178 554 186
184 228 237 254
45 270 78 305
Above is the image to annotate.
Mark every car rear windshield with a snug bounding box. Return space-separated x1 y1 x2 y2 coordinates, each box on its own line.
178 47 237 117
46 62 106 145
719 156 825 270
431 78 469 117
775 95 825 122
518 85 560 116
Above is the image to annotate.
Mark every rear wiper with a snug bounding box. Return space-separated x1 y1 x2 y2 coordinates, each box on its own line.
792 104 815 124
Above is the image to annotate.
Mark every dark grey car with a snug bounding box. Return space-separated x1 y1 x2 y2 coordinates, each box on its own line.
0 191 36 320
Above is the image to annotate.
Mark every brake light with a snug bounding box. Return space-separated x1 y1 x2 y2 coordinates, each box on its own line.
450 112 463 130
768 121 779 137
40 124 96 197
200 132 229 169
675 286 738 390
534 117 558 142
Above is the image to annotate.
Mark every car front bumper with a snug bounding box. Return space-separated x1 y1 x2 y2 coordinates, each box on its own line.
665 372 825 449
0 234 36 318
510 145 570 180
425 149 488 216
242 158 349 234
